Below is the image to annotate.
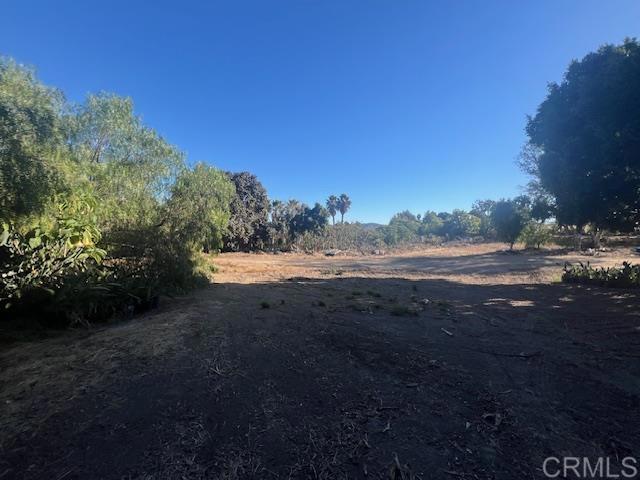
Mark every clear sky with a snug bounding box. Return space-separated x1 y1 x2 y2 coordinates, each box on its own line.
2 1 639 223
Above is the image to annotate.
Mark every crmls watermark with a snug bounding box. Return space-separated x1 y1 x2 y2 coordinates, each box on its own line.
542 457 638 478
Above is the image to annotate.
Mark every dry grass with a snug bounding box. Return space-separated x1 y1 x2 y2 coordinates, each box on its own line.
210 243 637 286
2 242 640 479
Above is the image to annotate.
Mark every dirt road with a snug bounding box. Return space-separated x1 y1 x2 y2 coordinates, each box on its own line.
1 245 639 479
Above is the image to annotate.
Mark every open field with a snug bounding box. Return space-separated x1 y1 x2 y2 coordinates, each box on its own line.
1 244 640 479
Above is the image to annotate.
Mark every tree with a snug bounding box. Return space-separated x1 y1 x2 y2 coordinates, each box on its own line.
491 200 528 249
67 93 184 234
290 203 328 238
384 211 421 244
337 193 352 223
0 58 64 224
470 199 496 238
326 195 339 225
267 199 306 250
530 196 555 223
519 222 552 249
440 210 481 239
420 211 444 236
0 54 233 321
223 172 270 251
523 38 640 238
164 163 235 252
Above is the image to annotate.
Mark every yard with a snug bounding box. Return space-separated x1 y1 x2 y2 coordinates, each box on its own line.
1 244 639 479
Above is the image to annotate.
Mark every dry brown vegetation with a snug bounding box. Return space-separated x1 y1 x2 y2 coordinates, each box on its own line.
1 243 640 479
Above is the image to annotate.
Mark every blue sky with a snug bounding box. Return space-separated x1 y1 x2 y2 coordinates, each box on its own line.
2 1 639 223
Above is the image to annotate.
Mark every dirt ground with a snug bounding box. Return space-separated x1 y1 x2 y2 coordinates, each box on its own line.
1 243 640 479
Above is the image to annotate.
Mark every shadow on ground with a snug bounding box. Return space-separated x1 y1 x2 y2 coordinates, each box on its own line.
1 276 639 479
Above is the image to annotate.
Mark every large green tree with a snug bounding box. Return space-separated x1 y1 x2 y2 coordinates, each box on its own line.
223 172 270 251
164 163 235 252
0 58 64 223
440 209 481 239
420 210 444 236
67 93 184 234
523 38 640 235
383 211 421 244
290 203 329 238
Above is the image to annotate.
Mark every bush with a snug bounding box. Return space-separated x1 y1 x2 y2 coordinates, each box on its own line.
562 262 640 288
0 198 107 319
519 223 552 249
294 223 385 253
491 199 528 249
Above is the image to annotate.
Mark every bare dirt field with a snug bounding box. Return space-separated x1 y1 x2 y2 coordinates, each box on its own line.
1 243 640 479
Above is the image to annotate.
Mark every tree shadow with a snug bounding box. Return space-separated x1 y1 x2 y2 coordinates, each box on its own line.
1 275 640 479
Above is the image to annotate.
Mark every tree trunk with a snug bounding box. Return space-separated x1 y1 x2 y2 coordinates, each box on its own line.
341 213 344 224
332 215 335 225
592 228 602 249
575 224 584 251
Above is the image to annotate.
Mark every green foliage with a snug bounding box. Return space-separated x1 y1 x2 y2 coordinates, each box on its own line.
1 196 106 313
563 262 640 288
0 57 233 326
67 93 184 234
519 222 552 249
267 199 304 250
377 208 482 246
530 196 555 223
266 199 331 250
337 193 352 223
491 199 528 249
224 172 270 251
295 222 385 253
164 163 234 252
524 38 640 232
420 211 442 235
439 209 481 239
0 58 64 223
470 200 496 238
326 195 339 225
382 211 421 245
290 203 328 238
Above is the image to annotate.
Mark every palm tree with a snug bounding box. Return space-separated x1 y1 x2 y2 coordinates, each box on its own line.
337 193 351 223
326 195 338 225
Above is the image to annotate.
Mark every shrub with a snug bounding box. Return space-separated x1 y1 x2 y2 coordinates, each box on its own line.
562 262 640 288
294 223 385 253
0 198 107 317
491 199 528 249
519 223 552 249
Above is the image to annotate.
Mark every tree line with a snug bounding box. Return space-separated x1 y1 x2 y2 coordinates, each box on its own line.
3 37 639 323
0 56 350 322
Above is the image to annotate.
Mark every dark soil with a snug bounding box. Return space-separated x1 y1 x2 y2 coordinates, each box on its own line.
1 271 640 479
